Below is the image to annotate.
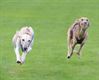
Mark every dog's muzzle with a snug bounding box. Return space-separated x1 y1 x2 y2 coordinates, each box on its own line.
24 47 27 51
21 44 27 52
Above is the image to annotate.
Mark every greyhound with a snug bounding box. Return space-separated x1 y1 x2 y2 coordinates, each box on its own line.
12 26 34 64
67 17 90 59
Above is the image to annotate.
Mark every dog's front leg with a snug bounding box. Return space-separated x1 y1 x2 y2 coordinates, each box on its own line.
77 32 88 57
67 32 72 58
21 52 27 63
21 47 32 64
67 40 72 58
14 47 21 63
27 39 34 53
27 47 32 53
69 43 76 58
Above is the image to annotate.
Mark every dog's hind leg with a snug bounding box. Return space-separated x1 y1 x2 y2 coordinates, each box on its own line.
77 43 84 58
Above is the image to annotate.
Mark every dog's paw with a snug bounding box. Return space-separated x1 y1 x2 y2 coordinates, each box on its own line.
67 56 70 59
16 61 21 64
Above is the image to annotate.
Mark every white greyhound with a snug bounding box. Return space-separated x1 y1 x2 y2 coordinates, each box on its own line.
12 26 34 64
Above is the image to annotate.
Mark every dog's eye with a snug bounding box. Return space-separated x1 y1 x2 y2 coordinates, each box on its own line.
86 19 88 21
81 19 83 21
22 39 25 41
28 40 31 42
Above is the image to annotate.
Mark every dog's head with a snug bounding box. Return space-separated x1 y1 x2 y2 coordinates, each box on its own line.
78 17 90 30
20 34 32 52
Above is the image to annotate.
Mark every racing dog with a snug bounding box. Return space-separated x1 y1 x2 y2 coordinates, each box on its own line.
12 26 34 64
67 17 90 59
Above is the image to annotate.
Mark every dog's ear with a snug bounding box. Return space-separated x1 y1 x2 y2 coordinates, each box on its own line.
87 22 90 27
87 19 90 27
18 35 21 39
74 18 80 24
72 19 80 28
16 31 21 38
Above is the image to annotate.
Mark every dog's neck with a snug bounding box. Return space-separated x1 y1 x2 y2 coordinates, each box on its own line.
78 25 86 39
73 23 86 40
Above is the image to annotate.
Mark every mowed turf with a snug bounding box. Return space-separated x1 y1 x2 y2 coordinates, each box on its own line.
0 0 99 80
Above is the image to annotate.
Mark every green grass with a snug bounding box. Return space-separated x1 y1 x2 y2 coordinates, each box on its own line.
0 0 99 80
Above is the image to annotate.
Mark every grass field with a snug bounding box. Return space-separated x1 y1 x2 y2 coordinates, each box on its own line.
0 0 99 80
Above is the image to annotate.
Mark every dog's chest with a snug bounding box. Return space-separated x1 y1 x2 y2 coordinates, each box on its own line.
76 37 84 44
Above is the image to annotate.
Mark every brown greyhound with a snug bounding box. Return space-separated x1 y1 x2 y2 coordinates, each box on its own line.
67 17 90 59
